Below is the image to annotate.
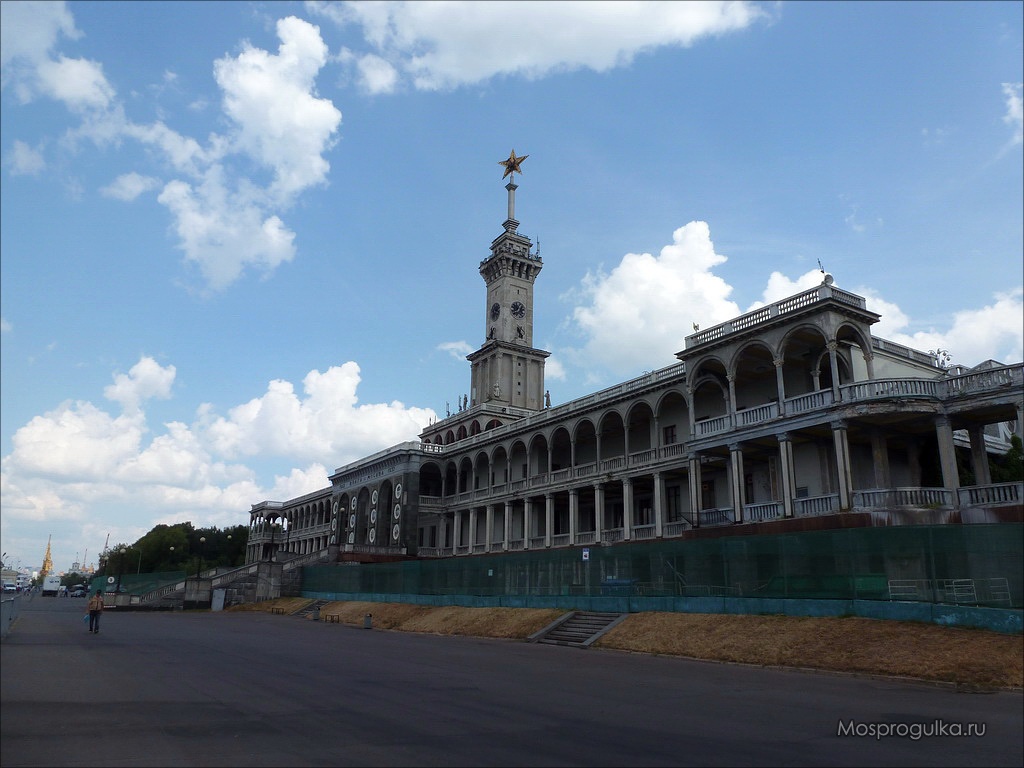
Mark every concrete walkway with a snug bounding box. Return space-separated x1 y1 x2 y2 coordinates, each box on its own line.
3 595 1021 767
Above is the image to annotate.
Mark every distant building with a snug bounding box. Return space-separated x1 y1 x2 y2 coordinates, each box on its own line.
245 162 1023 569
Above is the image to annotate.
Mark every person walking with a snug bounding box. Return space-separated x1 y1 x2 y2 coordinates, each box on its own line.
87 591 104 634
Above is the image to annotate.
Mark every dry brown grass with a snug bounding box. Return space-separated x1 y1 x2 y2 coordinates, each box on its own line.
594 612 1023 689
233 600 1023 689
318 601 565 639
227 597 313 614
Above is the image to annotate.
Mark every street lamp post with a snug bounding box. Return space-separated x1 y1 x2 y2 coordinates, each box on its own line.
115 547 127 596
190 536 206 609
197 536 206 578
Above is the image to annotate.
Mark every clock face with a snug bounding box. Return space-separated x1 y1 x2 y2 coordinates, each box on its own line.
511 301 526 318
490 302 500 320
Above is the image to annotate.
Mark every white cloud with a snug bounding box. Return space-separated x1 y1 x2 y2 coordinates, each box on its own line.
5 139 46 175
309 0 767 93
0 317 11 333
100 172 161 201
103 357 176 414
437 340 473 360
562 221 1023 382
199 361 433 463
4 401 146 482
1002 82 1023 146
144 16 340 289
356 53 399 94
212 15 341 201
267 463 333 501
5 7 340 292
0 1 114 111
120 118 212 175
565 220 739 375
35 54 115 110
157 173 298 290
0 355 436 544
0 0 80 80
865 287 1024 367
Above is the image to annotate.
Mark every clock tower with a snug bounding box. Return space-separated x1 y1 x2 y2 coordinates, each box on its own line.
468 150 550 411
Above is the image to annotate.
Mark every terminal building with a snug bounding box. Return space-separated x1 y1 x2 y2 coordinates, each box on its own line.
243 157 1023 604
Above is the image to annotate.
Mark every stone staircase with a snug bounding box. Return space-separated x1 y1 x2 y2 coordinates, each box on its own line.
294 599 331 619
530 611 626 648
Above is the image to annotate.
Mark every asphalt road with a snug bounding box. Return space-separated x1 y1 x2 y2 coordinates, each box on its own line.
2 594 1021 767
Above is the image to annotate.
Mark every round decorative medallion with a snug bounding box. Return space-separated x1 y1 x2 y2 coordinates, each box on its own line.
392 523 400 541
394 483 402 499
370 508 377 524
371 489 379 504
393 503 401 520
368 528 376 544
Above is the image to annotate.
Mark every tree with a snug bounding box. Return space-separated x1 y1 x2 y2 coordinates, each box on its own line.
991 435 1024 483
119 522 249 575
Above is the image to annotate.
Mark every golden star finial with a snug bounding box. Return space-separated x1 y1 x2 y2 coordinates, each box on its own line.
499 149 528 180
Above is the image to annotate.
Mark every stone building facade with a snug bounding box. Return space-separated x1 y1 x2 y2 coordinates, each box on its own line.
246 170 1023 569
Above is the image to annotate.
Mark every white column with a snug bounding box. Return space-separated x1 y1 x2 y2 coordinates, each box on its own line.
729 443 745 523
523 499 532 550
653 471 664 537
484 505 494 552
774 357 787 415
935 416 960 505
545 494 554 547
622 479 634 539
594 484 605 543
504 500 513 550
968 425 992 486
778 433 796 519
689 455 702 527
569 488 579 544
831 420 853 510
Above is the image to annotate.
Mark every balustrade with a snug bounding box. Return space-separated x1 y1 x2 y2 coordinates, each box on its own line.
958 482 1023 506
698 508 732 526
632 524 657 540
663 521 688 537
793 494 838 517
744 502 783 522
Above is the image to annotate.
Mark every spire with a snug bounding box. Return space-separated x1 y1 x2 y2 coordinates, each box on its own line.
41 534 53 578
498 149 528 232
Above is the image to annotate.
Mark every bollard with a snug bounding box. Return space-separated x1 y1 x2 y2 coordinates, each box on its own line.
363 613 372 629
312 607 320 621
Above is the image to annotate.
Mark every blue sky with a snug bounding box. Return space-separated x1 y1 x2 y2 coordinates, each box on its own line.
1 1 1021 575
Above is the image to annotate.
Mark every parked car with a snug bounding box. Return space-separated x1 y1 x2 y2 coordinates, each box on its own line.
69 588 87 598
